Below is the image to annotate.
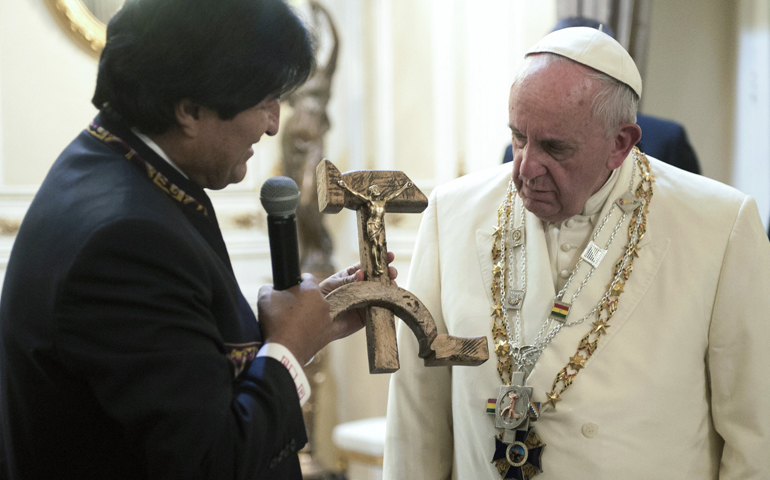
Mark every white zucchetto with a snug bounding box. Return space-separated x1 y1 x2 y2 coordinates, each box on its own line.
526 26 643 98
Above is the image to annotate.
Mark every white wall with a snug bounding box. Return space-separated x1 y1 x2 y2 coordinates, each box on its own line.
0 0 99 189
644 0 737 184
732 0 770 227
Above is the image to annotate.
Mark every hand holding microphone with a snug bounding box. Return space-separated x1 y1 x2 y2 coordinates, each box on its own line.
259 176 326 363
257 176 398 363
260 176 302 290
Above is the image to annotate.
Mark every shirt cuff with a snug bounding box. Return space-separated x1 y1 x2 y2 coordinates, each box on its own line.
256 343 311 407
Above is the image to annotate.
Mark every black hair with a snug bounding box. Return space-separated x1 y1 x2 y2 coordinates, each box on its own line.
92 0 315 134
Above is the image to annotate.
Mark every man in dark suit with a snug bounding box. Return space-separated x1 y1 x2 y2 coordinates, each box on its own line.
0 1 379 478
503 17 701 175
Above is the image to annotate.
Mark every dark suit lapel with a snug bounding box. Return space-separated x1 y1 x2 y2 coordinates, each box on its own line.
93 114 234 273
90 114 260 343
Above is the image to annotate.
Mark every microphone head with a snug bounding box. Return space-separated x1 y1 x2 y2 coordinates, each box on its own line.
260 176 301 216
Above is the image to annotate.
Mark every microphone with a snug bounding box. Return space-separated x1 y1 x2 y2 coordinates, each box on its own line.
260 176 302 290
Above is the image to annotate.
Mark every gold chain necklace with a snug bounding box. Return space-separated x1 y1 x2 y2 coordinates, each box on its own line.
543 149 653 410
487 148 654 479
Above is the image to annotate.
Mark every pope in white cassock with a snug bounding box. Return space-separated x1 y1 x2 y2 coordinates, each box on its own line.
383 27 770 480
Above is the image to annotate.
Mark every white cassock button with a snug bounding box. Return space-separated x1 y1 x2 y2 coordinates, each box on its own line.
560 243 572 252
560 270 570 279
565 219 575 228
582 423 599 438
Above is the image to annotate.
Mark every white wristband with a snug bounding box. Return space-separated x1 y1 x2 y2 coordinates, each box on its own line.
256 343 311 407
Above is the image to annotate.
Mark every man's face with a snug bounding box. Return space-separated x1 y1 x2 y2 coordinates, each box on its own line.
509 59 618 223
190 95 281 190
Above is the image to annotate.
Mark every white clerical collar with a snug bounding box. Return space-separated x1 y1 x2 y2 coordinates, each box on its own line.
131 128 189 180
580 167 619 216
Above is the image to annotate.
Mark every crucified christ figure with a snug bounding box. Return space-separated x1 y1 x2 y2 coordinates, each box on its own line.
500 391 521 420
337 179 412 275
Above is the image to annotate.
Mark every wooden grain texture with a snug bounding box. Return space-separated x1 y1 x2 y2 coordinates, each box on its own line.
357 209 399 373
319 159 489 373
425 334 489 366
316 159 344 214
365 308 399 373
326 282 488 370
316 159 428 214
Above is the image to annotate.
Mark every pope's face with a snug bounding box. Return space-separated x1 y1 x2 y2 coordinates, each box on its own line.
509 59 618 223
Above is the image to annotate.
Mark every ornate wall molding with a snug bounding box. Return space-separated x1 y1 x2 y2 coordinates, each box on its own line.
43 0 106 57
0 219 20 237
0 189 34 238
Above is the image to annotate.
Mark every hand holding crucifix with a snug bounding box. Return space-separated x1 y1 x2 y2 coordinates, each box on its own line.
317 159 489 373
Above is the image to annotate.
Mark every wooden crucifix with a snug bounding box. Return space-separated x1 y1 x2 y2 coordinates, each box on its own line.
317 159 488 374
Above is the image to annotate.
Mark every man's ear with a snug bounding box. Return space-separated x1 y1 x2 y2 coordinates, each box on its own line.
607 122 642 169
174 99 201 137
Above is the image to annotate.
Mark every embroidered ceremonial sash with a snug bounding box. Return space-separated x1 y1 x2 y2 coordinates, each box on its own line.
86 122 209 217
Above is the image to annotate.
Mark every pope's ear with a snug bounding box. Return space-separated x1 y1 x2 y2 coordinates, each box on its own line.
174 99 201 136
607 122 642 170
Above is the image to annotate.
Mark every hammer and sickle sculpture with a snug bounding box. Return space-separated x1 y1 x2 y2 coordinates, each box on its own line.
317 159 489 374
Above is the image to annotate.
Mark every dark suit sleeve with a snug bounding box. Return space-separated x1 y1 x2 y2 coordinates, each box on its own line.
503 144 513 164
54 218 305 479
671 125 701 175
636 114 701 175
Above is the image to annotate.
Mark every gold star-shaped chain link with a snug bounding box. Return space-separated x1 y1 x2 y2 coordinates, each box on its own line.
568 353 586 371
592 319 610 336
544 390 562 410
494 340 510 358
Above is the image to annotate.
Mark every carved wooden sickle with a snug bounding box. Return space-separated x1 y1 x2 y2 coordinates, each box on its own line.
318 159 489 373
